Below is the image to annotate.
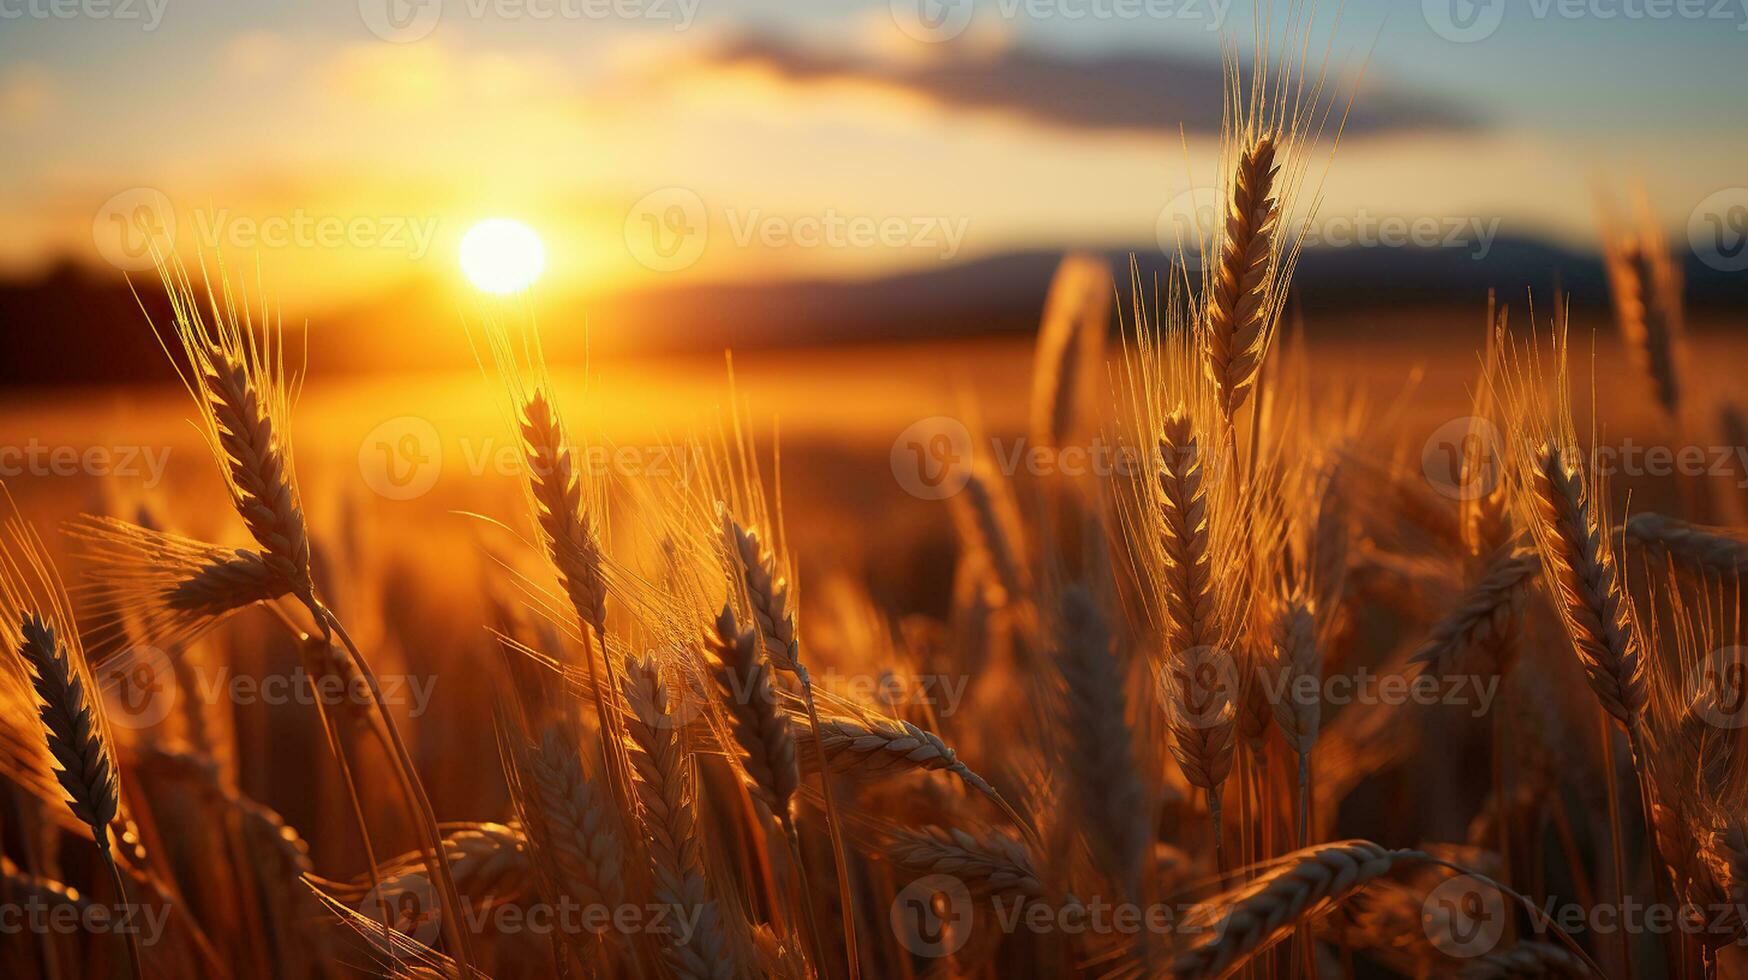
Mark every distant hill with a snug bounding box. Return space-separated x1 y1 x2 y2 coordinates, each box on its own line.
1 240 1739 386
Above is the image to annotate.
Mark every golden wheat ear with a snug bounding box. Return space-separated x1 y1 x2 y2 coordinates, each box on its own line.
1203 134 1281 422
149 264 314 603
17 614 120 848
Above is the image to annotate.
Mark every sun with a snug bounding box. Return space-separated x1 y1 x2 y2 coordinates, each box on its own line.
460 218 545 294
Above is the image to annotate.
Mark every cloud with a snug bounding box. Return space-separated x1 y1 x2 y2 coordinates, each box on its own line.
681 33 1479 138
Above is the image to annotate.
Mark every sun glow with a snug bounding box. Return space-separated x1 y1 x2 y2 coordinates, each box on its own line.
460 218 545 294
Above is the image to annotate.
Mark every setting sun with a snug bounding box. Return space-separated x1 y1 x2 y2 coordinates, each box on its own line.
460 218 545 294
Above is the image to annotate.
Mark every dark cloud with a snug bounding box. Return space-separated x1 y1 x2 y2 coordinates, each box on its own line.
693 34 1480 137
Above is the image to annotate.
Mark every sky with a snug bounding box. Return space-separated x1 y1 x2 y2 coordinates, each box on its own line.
2 0 1744 309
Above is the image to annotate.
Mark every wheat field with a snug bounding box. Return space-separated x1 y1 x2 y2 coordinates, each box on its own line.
4 56 1748 980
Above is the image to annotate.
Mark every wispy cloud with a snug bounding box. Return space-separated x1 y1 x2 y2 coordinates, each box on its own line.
677 32 1481 137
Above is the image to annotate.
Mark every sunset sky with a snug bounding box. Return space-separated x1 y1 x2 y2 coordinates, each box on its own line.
3 0 1744 311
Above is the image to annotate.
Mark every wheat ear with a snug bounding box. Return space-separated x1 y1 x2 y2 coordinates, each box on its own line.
1157 412 1219 655
1153 415 1232 859
1203 134 1281 421
15 614 142 980
724 512 859 979
1606 236 1682 419
1171 842 1417 979
1410 548 1538 677
705 603 798 817
805 714 993 795
885 825 1042 898
1456 941 1588 978
1269 595 1321 844
531 727 626 916
1052 585 1146 894
17 616 119 847
195 341 314 600
521 391 608 635
1624 512 1748 577
621 655 735 980
1525 444 1646 729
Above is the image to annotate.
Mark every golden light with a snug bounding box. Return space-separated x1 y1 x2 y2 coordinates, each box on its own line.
460 218 545 294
